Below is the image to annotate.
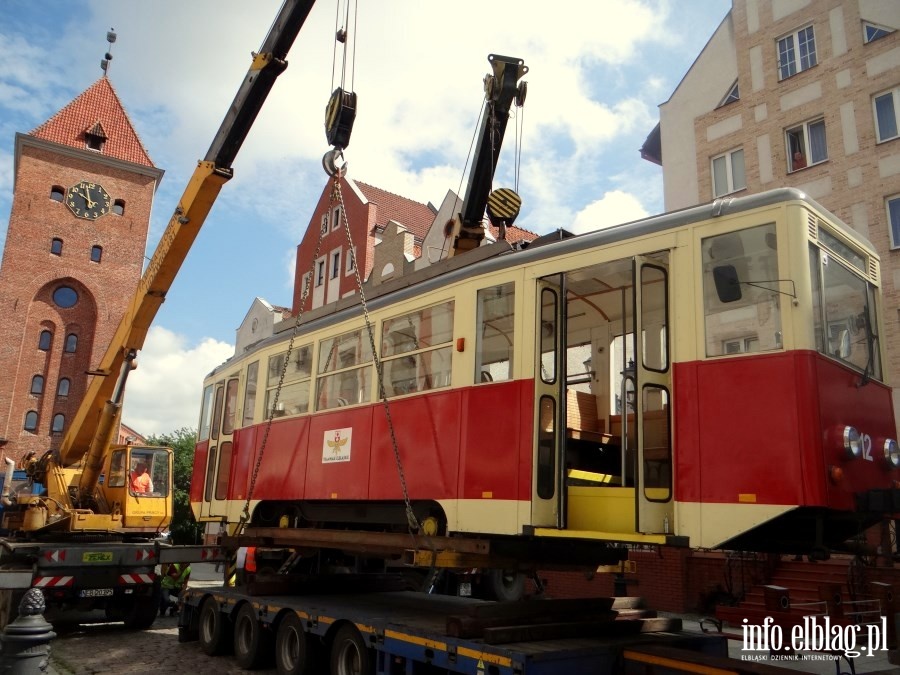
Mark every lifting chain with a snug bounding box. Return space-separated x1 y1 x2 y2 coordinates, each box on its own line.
235 193 330 535
332 176 420 535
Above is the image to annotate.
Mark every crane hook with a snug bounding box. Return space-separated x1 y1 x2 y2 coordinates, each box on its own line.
323 148 348 177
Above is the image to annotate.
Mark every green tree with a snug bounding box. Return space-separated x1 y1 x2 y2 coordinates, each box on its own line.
145 427 202 545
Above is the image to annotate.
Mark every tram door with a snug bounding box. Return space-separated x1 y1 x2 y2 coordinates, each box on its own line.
632 256 673 534
532 276 566 528
202 371 241 519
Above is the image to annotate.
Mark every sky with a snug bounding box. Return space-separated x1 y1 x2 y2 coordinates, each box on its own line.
0 0 731 435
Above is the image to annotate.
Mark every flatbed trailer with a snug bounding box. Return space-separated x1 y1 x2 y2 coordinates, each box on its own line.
178 580 794 674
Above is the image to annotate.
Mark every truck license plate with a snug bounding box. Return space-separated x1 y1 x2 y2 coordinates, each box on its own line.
79 588 113 598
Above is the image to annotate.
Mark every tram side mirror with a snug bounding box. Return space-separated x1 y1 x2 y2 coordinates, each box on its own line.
713 264 742 303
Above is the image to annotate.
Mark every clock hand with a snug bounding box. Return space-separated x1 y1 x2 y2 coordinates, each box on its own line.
82 187 95 209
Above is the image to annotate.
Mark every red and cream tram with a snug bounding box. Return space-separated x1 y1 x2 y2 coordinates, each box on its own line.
191 188 898 558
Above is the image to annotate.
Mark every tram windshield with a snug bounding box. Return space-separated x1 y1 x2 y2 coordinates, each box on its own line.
809 241 881 380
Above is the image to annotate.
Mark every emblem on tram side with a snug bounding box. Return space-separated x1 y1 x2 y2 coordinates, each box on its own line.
323 428 352 463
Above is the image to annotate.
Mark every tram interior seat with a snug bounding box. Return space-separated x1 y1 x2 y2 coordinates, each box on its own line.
565 390 622 484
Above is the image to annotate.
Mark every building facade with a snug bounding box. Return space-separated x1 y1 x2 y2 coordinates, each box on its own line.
647 0 900 423
0 77 163 460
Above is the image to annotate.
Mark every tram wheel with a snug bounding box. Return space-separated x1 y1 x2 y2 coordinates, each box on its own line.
234 602 273 669
485 569 526 602
276 612 318 675
199 596 232 656
330 623 373 675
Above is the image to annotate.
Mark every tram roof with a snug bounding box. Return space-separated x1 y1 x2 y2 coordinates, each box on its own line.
210 188 870 376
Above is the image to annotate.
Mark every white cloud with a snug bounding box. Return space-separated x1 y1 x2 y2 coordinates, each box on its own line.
570 190 649 233
121 326 233 437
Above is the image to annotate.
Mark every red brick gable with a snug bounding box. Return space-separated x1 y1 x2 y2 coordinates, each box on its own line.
30 77 154 167
354 180 434 240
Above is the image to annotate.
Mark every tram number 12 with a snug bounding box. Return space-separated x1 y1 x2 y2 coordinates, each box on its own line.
862 433 873 462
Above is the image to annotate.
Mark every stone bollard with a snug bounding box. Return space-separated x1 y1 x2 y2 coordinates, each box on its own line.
0 588 56 674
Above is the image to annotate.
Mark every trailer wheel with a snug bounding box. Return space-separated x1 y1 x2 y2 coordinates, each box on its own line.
330 623 373 675
276 613 317 675
234 603 273 669
199 596 233 656
485 569 526 602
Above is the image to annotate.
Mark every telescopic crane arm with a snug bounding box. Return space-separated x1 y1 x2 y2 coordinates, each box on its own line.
57 0 318 499
449 54 528 256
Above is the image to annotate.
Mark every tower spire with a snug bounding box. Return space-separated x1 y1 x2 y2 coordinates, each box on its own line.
100 28 116 76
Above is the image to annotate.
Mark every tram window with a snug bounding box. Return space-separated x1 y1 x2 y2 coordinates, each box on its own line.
215 441 232 500
476 282 515 383
211 384 225 441
640 265 668 372
701 224 782 357
382 301 455 396
540 288 558 384
222 378 239 436
536 396 556 499
242 361 259 428
204 446 217 502
316 329 373 410
198 384 215 441
642 386 671 502
266 346 312 417
810 244 882 378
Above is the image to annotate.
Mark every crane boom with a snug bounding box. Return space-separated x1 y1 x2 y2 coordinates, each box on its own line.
59 0 317 474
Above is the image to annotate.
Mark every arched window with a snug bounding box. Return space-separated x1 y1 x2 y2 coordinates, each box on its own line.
112 199 125 216
38 330 52 351
30 375 44 395
64 334 78 353
90 245 103 263
57 378 70 396
50 238 63 256
51 414 65 433
24 411 38 432
50 186 65 202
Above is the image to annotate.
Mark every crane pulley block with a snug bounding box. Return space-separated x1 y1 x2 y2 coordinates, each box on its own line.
325 87 357 150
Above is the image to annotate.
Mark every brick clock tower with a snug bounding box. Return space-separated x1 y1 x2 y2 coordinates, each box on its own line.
0 76 163 461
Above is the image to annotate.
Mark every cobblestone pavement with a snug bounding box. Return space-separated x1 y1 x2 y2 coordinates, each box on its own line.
47 613 275 675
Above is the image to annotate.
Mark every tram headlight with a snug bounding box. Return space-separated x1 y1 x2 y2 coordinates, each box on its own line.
883 439 900 469
843 426 861 459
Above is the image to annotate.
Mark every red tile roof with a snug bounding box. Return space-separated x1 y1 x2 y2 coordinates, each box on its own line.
489 222 539 245
354 180 435 240
30 77 154 167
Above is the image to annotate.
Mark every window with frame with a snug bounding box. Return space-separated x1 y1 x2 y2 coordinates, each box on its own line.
51 238 63 256
864 22 894 44
874 87 899 143
50 186 65 202
64 333 78 353
711 148 746 197
887 195 900 249
24 411 38 432
346 246 356 274
316 329 373 410
320 213 329 235
331 206 342 231
51 414 65 433
38 330 52 351
331 250 341 279
30 375 44 395
90 245 102 263
475 282 516 383
786 118 827 171
57 378 70 396
241 361 258 428
112 199 125 216
719 80 740 107
266 345 312 417
777 25 816 80
316 259 325 286
198 384 215 441
381 301 455 397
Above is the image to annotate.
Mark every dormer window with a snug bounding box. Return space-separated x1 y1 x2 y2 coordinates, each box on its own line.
84 121 107 153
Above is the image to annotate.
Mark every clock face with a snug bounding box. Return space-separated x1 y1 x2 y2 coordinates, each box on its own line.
66 180 111 220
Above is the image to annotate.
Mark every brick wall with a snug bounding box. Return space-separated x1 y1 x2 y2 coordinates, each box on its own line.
0 139 156 459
